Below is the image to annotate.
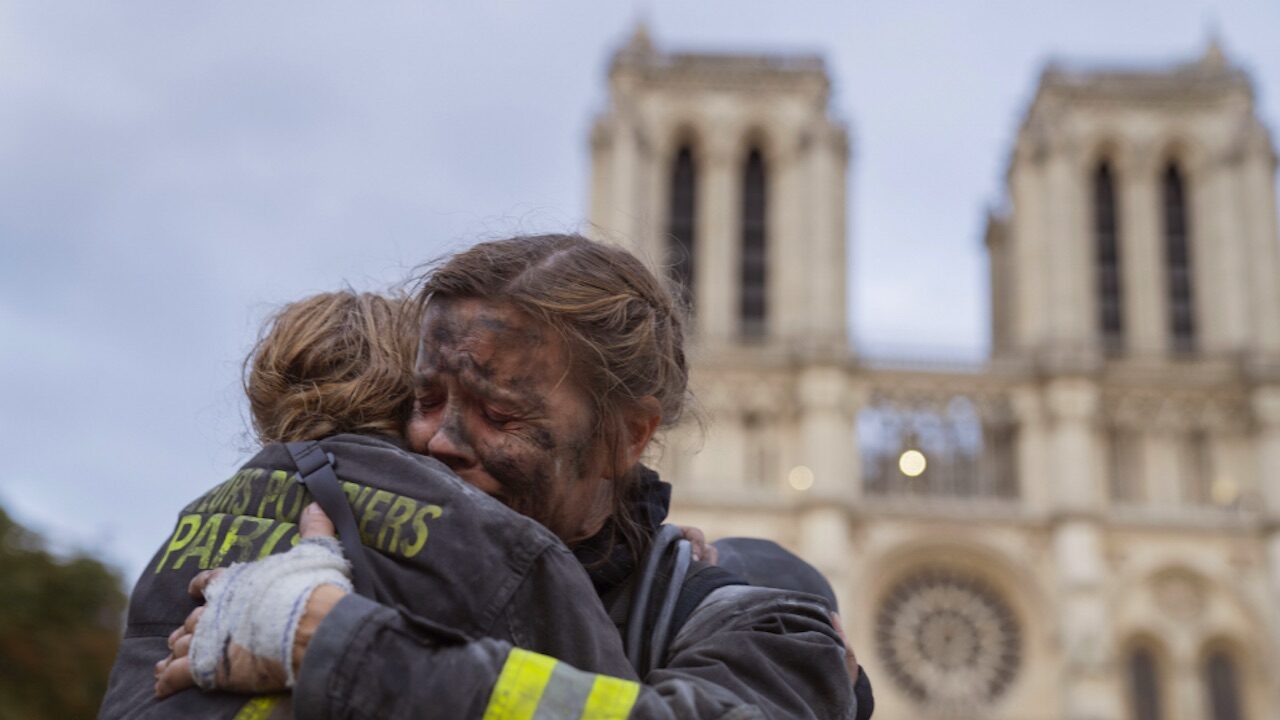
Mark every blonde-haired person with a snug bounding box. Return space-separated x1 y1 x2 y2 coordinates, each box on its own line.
101 290 633 719
152 234 867 720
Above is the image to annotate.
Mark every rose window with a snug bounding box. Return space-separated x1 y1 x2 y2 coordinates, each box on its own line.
875 568 1021 707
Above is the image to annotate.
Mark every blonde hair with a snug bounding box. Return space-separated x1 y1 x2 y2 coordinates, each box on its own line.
244 290 416 444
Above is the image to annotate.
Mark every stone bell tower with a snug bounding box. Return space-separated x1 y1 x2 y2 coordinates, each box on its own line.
587 27 858 583
985 42 1280 720
987 41 1280 367
588 24 850 353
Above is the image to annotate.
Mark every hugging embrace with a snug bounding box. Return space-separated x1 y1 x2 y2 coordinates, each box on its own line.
100 233 872 720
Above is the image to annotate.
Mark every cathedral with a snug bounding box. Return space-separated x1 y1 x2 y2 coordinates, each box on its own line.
587 27 1280 720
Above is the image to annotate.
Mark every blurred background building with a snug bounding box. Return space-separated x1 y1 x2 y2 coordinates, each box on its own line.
590 26 1280 720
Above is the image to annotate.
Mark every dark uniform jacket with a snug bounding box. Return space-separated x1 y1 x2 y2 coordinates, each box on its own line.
286 470 859 720
99 433 632 720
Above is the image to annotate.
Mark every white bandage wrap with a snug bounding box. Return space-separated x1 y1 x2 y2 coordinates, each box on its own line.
189 537 354 690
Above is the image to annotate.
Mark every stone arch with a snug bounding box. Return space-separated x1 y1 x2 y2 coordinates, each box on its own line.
1197 635 1255 720
1155 134 1209 179
737 125 773 167
1080 134 1128 175
864 537 1049 622
1120 632 1173 720
660 121 706 164
1110 562 1272 670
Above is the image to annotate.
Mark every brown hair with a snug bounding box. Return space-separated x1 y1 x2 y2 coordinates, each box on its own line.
416 233 692 554
244 290 417 444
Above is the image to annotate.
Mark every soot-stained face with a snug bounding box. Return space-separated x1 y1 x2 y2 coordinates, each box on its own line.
406 297 613 544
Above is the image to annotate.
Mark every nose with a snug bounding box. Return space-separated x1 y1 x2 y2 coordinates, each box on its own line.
425 414 478 472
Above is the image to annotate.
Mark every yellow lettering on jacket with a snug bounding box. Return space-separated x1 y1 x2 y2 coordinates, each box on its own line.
400 503 443 558
211 515 274 567
154 514 202 573
377 496 417 551
171 513 225 571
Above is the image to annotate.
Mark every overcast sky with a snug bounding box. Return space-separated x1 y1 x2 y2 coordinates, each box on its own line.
2 1 1278 583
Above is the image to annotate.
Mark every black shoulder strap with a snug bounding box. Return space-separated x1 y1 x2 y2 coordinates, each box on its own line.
626 525 747 675
284 441 377 598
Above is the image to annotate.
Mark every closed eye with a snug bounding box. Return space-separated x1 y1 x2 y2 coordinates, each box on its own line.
482 406 523 425
414 388 445 412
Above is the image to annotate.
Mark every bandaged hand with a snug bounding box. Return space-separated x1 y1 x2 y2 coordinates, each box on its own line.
154 503 352 697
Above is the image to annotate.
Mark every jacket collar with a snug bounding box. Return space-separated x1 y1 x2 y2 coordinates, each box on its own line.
573 465 670 598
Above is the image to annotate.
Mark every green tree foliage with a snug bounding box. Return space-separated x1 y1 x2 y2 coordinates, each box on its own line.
0 505 126 720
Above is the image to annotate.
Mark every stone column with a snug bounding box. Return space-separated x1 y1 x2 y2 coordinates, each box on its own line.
1254 385 1280 713
1170 651 1205 720
1009 149 1050 352
608 118 641 249
1241 131 1280 356
1045 378 1122 719
1201 155 1249 351
1045 148 1092 356
587 119 614 241
1120 147 1165 357
1012 385 1050 513
1253 387 1280 518
797 364 855 616
806 124 849 350
697 133 739 344
1046 378 1103 512
636 130 665 269
798 364 855 502
1054 520 1120 720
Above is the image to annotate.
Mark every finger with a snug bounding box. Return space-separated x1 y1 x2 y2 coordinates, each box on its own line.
680 525 708 561
188 569 223 600
830 611 859 671
681 525 706 545
182 606 205 636
299 502 337 539
703 542 719 566
154 654 173 679
172 632 192 660
155 656 195 698
168 626 182 650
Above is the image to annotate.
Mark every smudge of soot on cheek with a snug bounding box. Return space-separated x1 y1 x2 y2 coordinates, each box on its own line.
477 441 553 526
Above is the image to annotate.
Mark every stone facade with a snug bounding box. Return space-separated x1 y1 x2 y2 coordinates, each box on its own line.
589 27 1280 720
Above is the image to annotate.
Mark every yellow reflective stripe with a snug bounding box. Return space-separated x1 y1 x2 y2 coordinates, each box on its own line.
483 648 558 720
581 674 640 719
232 695 283 720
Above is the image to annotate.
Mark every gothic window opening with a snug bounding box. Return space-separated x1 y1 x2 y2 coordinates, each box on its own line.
1162 162 1195 354
668 144 697 311
1108 428 1143 504
1128 646 1164 720
740 147 768 339
858 395 1015 500
1094 161 1124 353
1204 650 1244 720
1181 430 1213 505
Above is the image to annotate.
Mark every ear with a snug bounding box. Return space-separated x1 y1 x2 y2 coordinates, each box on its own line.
613 396 661 477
